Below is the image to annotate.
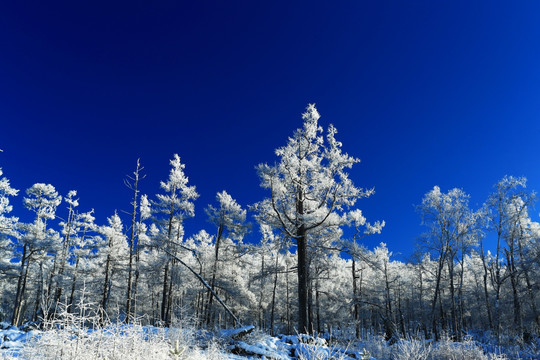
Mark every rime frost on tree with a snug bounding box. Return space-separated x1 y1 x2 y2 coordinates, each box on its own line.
255 104 381 333
151 154 200 325
0 168 18 275
0 168 18 229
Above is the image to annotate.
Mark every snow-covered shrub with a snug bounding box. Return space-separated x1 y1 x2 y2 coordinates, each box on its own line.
295 343 351 360
360 335 392 360
2 294 229 360
357 334 510 360
359 348 371 360
394 339 431 360
12 322 230 360
431 335 487 360
18 324 168 359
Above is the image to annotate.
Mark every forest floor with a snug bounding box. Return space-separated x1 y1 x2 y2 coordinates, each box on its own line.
0 321 539 359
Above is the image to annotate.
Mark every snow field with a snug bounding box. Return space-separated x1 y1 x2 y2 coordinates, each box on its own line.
2 323 539 359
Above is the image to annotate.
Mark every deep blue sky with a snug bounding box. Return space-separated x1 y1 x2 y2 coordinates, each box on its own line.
1 1 540 259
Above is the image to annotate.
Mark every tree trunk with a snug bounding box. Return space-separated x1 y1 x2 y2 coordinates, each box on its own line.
447 257 459 339
517 234 540 328
439 288 447 333
308 276 314 333
125 206 137 320
430 246 447 341
166 264 174 326
132 254 140 317
383 259 392 318
270 252 279 336
206 223 223 326
505 247 523 336
12 244 29 326
315 278 321 334
100 253 111 323
297 224 309 334
161 202 176 325
258 253 266 329
68 225 88 313
352 258 359 339
68 255 80 312
126 160 144 322
457 251 466 337
418 264 429 339
53 204 75 309
47 256 58 310
33 262 44 321
479 240 493 330
161 246 239 325
286 260 291 334
493 206 504 345
397 281 406 337
161 262 169 323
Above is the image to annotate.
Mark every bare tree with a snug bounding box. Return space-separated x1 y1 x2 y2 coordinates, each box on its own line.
418 186 478 340
124 159 145 322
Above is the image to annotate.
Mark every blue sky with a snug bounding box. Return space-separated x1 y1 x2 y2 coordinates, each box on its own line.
1 1 540 259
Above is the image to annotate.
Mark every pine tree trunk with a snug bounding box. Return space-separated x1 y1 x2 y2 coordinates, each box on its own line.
100 254 111 323
125 161 141 323
68 225 88 313
47 256 58 310
270 253 279 336
352 258 359 339
125 230 135 322
397 282 406 337
286 260 291 334
205 223 223 326
258 254 265 329
383 259 392 318
297 224 309 334
161 262 169 323
166 264 174 326
68 256 79 313
12 244 28 326
132 256 140 317
161 203 175 325
53 206 74 309
315 278 321 334
33 262 44 322
151 290 156 326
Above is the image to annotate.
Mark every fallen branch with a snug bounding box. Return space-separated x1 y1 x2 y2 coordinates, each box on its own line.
161 247 239 325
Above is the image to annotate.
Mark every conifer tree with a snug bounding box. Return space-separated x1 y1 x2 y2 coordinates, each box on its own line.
204 191 248 325
13 183 61 325
255 104 375 333
0 167 18 277
152 154 199 325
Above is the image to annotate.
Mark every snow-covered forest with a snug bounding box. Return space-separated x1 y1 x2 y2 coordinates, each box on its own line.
1 105 540 359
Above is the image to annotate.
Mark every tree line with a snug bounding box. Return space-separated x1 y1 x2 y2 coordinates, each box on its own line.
0 105 539 344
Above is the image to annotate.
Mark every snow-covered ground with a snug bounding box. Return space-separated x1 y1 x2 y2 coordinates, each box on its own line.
0 322 370 359
1 321 539 359
0 323 40 354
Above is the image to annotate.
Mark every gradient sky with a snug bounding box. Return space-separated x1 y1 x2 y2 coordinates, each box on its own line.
1 1 540 259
